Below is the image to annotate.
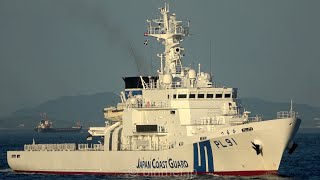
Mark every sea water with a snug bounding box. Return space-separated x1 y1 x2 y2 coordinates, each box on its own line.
0 129 319 179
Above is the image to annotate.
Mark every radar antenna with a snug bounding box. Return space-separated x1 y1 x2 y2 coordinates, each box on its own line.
144 3 190 76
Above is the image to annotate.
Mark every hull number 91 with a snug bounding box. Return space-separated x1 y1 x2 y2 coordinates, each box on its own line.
213 138 237 148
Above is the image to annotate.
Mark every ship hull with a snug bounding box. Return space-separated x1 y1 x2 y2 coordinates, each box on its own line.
8 118 300 176
13 170 277 176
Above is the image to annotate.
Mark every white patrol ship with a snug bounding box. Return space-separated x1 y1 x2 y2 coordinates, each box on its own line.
7 3 301 176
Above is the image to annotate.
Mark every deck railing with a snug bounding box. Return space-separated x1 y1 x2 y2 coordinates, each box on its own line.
78 144 104 151
277 111 299 119
24 143 76 151
147 26 186 35
24 143 103 151
129 100 168 109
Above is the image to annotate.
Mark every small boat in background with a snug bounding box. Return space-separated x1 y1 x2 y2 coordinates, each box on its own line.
34 113 82 133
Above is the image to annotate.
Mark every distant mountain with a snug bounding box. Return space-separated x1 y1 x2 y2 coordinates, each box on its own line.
0 92 119 128
0 94 319 130
240 98 320 128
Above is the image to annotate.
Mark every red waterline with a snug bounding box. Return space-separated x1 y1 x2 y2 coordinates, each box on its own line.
15 170 278 176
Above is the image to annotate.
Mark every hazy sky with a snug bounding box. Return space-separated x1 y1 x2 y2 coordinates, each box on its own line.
0 0 319 117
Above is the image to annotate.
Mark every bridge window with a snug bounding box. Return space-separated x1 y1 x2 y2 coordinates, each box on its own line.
173 94 177 99
136 125 158 132
170 110 176 114
178 94 187 98
198 94 205 98
207 94 214 98
224 94 231 98
216 94 222 98
189 94 196 98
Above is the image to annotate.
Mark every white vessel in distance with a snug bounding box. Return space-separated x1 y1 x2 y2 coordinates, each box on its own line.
7 3 301 176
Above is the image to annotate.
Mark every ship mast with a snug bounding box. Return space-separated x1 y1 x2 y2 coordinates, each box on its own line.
145 3 189 78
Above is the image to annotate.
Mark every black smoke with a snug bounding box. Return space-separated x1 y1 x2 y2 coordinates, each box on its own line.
54 0 148 75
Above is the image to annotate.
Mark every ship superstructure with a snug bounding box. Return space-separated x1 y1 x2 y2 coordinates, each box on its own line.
34 113 53 132
8 3 301 176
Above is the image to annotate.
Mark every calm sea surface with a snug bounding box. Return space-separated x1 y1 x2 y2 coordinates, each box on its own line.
0 130 319 179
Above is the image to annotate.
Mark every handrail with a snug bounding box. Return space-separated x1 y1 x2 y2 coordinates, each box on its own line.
24 143 76 151
24 143 103 151
128 100 168 109
147 26 186 35
277 111 299 119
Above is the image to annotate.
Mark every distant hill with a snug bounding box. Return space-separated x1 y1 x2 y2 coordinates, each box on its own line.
241 98 320 128
0 92 119 128
0 94 319 130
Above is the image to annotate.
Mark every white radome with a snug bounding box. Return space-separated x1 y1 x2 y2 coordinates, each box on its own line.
188 69 196 79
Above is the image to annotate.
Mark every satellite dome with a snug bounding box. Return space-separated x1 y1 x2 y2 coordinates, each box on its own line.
188 69 196 79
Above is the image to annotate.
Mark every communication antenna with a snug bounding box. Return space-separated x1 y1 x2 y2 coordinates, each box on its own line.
150 40 153 75
210 40 212 77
